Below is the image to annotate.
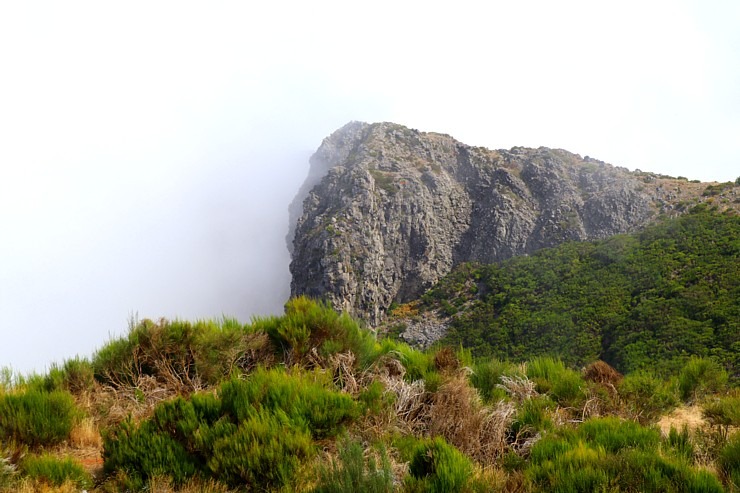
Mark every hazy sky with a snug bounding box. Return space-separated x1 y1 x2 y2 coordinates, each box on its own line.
1 1 738 373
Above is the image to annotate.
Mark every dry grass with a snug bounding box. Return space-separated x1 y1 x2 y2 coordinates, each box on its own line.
329 351 359 395
658 405 707 436
583 360 623 387
433 347 460 373
497 375 538 402
429 373 515 465
69 418 101 449
10 479 81 493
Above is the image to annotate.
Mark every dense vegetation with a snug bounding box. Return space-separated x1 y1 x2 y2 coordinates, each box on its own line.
0 208 738 492
419 206 739 377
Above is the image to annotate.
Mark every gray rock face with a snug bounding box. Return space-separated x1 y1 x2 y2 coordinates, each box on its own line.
288 122 697 325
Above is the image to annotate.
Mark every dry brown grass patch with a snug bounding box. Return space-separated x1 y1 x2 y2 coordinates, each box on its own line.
583 360 623 386
433 347 460 373
429 373 515 465
69 417 102 449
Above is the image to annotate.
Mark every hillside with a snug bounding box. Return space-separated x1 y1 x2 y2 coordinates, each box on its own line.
289 122 740 324
387 206 739 378
1 298 739 492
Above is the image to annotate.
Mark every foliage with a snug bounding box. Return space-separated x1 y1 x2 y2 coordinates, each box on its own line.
718 433 740 491
0 389 77 448
527 417 724 492
526 357 586 408
406 437 474 493
618 371 678 423
20 454 92 489
254 296 376 367
425 209 740 375
103 367 358 489
312 438 394 493
679 357 728 402
703 393 740 429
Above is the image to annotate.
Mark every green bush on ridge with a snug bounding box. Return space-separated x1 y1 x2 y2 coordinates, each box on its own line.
102 367 360 489
20 454 92 489
0 389 78 448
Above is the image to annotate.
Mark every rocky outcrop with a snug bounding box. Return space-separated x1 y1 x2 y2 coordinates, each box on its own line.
289 121 734 325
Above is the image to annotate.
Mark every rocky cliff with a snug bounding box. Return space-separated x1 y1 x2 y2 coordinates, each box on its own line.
289 121 738 325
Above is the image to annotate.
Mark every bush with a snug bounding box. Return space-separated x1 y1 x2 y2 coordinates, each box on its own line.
406 437 473 493
103 368 358 488
103 417 202 490
207 410 312 490
526 357 585 407
578 417 660 454
313 438 394 493
619 371 677 423
0 389 78 447
218 368 359 439
703 393 740 429
509 396 554 439
255 296 376 367
665 425 695 463
20 454 92 489
470 358 522 403
718 433 740 490
678 357 728 402
527 419 724 493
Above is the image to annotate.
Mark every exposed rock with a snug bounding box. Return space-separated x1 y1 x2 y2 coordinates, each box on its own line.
289 121 737 325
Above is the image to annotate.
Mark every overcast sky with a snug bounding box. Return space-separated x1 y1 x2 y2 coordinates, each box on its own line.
1 1 738 374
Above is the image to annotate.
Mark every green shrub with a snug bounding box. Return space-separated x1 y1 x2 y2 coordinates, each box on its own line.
207 410 312 490
619 371 677 423
526 357 586 407
510 396 554 438
527 419 724 493
313 438 393 493
20 454 92 489
0 389 77 447
578 417 660 454
718 433 740 490
470 358 521 403
406 437 473 493
665 425 695 463
678 357 728 402
103 417 202 490
218 368 359 438
703 393 740 429
255 296 376 367
103 368 357 488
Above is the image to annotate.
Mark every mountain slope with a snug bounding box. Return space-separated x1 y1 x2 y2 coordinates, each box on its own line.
290 121 739 324
392 207 740 375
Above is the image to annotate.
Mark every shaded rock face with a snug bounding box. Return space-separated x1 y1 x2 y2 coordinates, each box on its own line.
288 122 677 325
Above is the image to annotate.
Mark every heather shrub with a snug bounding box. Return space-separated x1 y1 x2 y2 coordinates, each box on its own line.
527 418 723 492
526 357 585 407
406 437 473 493
509 395 554 439
718 433 740 490
20 454 92 489
103 416 201 490
218 368 359 438
703 393 740 430
664 425 695 463
678 357 728 402
103 367 357 488
619 370 677 423
206 410 312 490
313 438 394 493
0 389 77 447
255 296 376 367
470 358 522 403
